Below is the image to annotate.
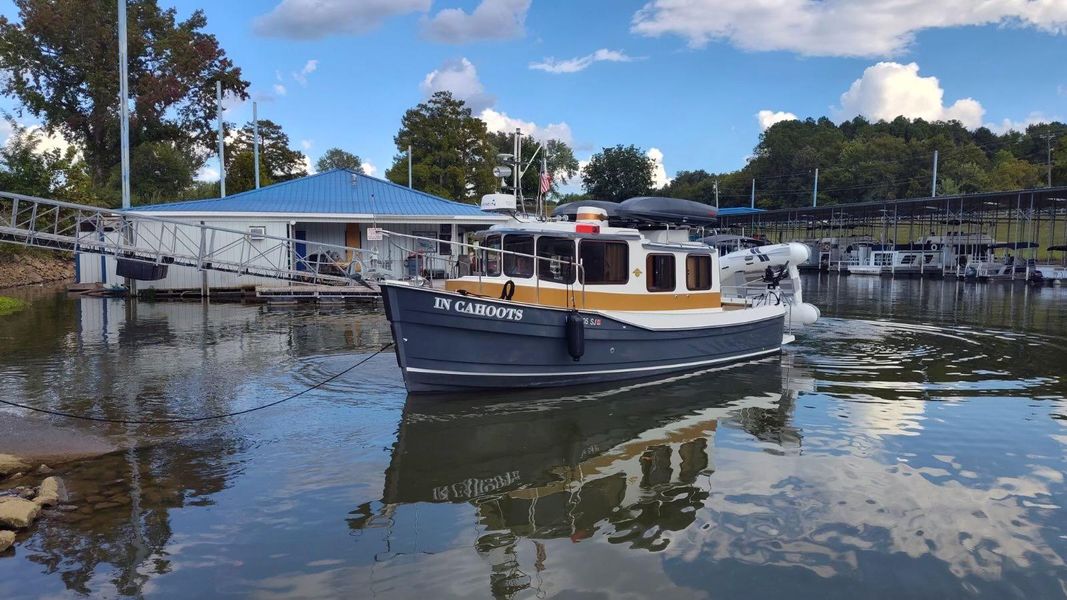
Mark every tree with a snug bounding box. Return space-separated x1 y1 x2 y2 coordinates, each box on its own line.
224 119 306 194
122 141 196 204
385 91 495 202
0 0 249 198
581 145 654 202
487 132 579 199
0 122 78 197
316 148 362 173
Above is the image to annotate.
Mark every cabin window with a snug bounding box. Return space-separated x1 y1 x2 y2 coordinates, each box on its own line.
537 237 576 284
503 235 534 278
646 254 676 292
686 254 712 290
579 240 629 284
481 235 502 277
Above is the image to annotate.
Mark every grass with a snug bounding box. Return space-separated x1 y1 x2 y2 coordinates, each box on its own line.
0 296 26 316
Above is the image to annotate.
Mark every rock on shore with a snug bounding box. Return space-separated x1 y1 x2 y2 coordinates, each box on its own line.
0 455 29 477
0 251 73 290
0 497 41 529
34 476 68 507
0 531 13 552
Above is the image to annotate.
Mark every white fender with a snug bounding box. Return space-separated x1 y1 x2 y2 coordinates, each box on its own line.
791 302 821 326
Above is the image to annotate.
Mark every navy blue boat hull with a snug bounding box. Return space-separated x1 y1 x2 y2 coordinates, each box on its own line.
381 283 786 393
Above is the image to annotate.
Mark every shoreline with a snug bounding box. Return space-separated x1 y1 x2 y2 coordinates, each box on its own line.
0 252 74 291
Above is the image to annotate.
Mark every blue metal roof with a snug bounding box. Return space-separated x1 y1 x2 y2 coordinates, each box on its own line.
129 169 491 216
717 206 765 216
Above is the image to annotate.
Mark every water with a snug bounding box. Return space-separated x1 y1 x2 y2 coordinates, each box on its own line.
1 275 1066 599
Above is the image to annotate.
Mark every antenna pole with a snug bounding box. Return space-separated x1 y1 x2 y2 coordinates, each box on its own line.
750 178 755 209
252 101 260 189
407 144 412 188
931 149 938 198
813 167 819 207
216 80 226 197
117 0 130 208
714 179 719 210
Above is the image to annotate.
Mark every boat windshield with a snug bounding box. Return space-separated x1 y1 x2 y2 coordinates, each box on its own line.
537 237 576 284
503 234 534 278
481 235 502 276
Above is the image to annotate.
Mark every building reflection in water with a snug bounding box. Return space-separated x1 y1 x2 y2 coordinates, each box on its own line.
349 357 809 598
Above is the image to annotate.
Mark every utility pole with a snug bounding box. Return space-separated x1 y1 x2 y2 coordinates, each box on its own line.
407 145 413 188
931 149 939 198
1043 132 1056 188
750 178 755 209
252 101 260 189
813 168 819 207
714 179 719 210
117 0 130 209
216 80 226 197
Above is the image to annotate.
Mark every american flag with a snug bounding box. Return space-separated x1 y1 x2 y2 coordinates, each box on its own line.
539 170 552 195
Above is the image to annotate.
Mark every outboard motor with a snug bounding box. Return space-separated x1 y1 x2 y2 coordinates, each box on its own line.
566 311 584 361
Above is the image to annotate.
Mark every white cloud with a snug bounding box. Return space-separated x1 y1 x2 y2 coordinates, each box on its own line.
254 0 430 39
987 111 1056 135
836 62 985 128
631 0 1067 57
530 49 638 74
272 83 287 96
647 147 670 188
300 139 313 151
757 110 798 131
292 60 318 86
301 154 315 176
421 58 578 150
361 160 378 177
422 0 530 43
479 108 573 145
195 165 219 183
420 57 495 112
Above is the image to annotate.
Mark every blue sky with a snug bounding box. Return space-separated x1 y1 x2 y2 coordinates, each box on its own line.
1 0 1065 188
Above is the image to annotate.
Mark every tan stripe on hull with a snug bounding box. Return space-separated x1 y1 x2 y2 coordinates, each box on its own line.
444 280 721 310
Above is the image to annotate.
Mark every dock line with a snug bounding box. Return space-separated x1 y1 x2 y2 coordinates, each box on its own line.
0 343 394 425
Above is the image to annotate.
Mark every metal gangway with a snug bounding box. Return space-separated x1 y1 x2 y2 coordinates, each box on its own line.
0 191 377 288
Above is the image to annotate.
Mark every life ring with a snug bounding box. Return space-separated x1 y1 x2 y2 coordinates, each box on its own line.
929 243 940 251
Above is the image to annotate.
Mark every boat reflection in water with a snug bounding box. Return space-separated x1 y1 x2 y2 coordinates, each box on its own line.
349 356 809 596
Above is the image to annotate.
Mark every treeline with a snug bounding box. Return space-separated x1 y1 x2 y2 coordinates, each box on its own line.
558 117 1067 208
669 116 1067 208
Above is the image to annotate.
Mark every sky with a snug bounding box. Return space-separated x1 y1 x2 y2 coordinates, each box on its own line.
1 0 1065 191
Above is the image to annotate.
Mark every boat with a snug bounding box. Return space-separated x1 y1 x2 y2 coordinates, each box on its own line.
848 244 944 277
962 242 1038 281
1027 245 1067 285
378 198 819 393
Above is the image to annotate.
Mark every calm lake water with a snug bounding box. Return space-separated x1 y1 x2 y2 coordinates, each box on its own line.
2 275 1067 599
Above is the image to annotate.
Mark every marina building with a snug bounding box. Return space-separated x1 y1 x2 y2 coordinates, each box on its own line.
75 169 507 294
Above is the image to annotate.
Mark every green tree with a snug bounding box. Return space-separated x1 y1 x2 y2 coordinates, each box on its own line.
663 170 718 205
0 0 249 198
385 91 495 202
985 149 1042 190
581 144 654 202
316 148 362 173
223 119 306 194
121 141 196 204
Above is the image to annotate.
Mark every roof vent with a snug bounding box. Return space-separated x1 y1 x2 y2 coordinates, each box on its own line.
350 173 359 186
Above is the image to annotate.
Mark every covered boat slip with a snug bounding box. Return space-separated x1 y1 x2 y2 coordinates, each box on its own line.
716 187 1067 278
381 283 785 393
